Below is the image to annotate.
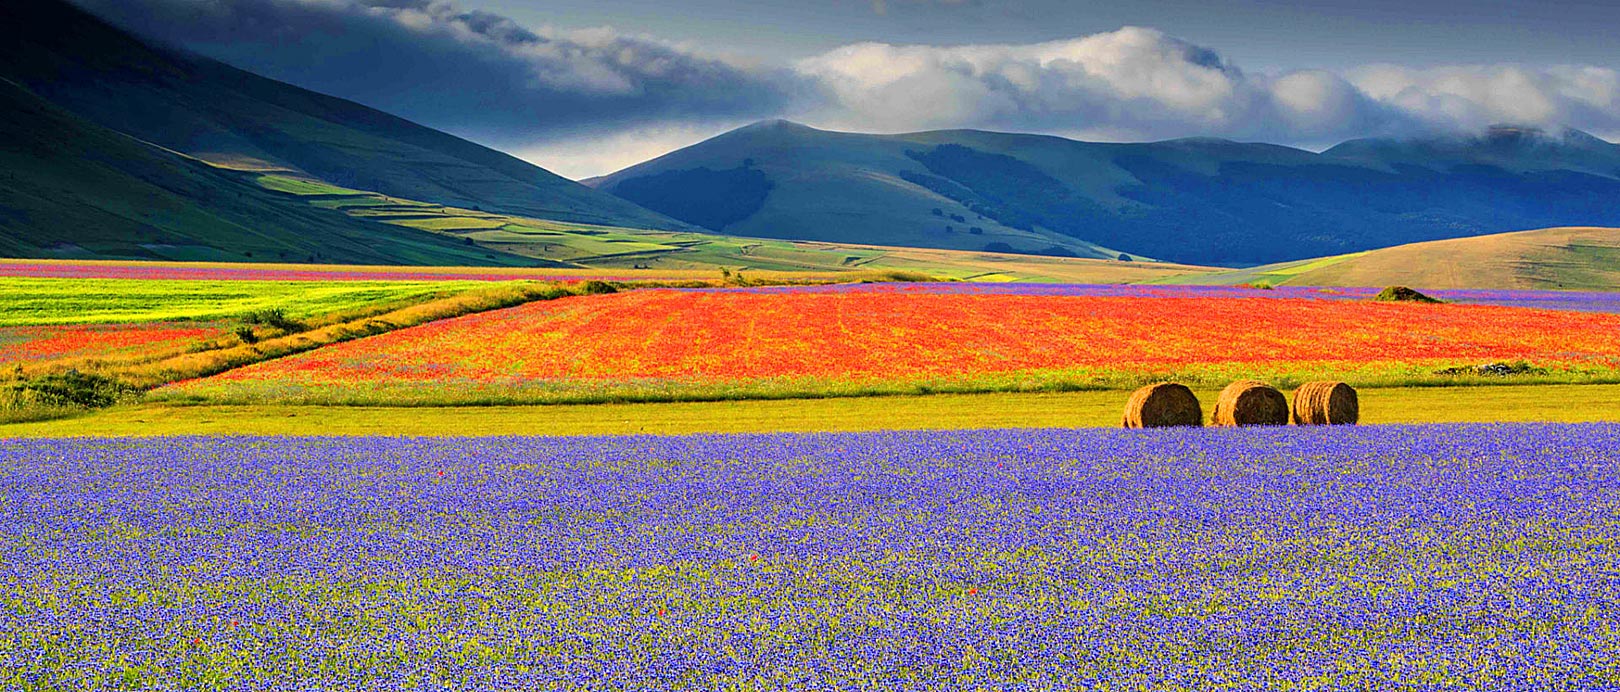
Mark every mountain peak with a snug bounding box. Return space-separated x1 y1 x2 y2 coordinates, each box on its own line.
739 119 816 133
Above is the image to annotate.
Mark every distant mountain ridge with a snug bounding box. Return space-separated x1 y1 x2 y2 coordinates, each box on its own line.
0 0 686 234
592 120 1620 266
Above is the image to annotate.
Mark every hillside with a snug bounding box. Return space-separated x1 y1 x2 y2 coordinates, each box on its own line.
0 0 683 232
1172 227 1620 290
592 121 1620 266
0 77 538 265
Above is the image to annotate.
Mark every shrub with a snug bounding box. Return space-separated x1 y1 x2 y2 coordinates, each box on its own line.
241 308 306 332
1435 361 1549 377
580 281 618 295
1374 286 1441 303
234 325 260 344
4 370 134 409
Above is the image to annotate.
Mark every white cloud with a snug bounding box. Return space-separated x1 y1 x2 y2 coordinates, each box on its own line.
1348 64 1620 136
792 28 1620 148
796 28 1260 135
513 123 743 181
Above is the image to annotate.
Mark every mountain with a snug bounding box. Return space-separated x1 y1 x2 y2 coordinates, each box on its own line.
0 76 542 265
0 0 683 232
591 121 1620 266
1174 226 1620 291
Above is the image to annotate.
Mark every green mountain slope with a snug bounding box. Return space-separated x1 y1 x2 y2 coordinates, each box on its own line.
0 0 683 232
0 77 540 265
1167 227 1620 291
591 121 1139 261
592 121 1620 266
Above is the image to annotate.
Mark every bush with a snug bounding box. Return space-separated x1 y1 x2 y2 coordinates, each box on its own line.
1374 286 1442 303
579 280 618 295
4 370 133 409
234 325 260 344
241 308 306 332
1435 361 1549 377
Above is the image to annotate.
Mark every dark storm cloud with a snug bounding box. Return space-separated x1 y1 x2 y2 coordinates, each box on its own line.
70 0 810 145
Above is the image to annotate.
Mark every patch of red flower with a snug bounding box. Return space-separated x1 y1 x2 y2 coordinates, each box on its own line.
185 289 1620 389
0 323 225 365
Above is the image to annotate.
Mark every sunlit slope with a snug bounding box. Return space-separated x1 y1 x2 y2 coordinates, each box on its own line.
0 0 684 231
1173 227 1620 290
0 78 536 266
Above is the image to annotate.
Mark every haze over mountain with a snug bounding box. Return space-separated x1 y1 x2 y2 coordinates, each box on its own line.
592 121 1620 266
0 0 685 235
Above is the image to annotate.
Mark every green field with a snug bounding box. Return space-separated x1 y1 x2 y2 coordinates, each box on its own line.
0 276 498 325
7 384 1618 438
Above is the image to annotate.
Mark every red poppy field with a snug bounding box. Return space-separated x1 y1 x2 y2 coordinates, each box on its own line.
157 285 1620 405
0 322 228 368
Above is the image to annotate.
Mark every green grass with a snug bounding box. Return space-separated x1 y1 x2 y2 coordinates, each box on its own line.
7 384 1619 438
0 276 501 325
254 175 367 197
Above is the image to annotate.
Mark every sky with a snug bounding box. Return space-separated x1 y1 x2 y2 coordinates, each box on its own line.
74 0 1620 179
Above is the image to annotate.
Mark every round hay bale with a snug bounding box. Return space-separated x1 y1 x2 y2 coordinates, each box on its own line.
1122 383 1203 429
1291 381 1359 425
1212 380 1289 427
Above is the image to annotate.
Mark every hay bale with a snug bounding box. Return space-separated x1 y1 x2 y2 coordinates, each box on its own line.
1122 383 1203 429
1212 380 1288 427
1291 381 1359 425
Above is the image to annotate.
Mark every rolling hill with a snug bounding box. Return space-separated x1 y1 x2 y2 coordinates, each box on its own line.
1171 227 1620 291
0 76 541 265
591 121 1620 267
239 171 1218 282
0 0 683 232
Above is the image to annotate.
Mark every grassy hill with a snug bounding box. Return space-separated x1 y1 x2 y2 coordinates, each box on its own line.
0 77 538 266
0 0 684 232
1163 227 1620 290
593 121 1620 267
249 173 1217 282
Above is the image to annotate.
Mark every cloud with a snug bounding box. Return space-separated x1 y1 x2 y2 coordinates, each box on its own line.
71 0 806 146
1348 64 1620 138
512 122 745 181
71 1 1620 177
796 28 1406 143
795 29 1620 145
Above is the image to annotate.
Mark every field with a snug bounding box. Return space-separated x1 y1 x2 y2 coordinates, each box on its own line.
0 276 516 326
5 424 1617 688
1170 227 1620 291
5 265 1620 689
157 284 1620 406
0 322 229 367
